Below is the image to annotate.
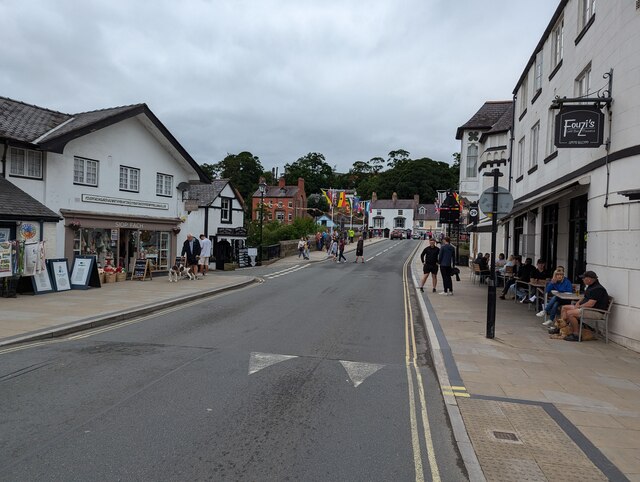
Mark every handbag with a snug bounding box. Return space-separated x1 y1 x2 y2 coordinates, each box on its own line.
452 266 461 282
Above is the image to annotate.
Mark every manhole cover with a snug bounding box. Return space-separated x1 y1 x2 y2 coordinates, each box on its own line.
493 431 519 441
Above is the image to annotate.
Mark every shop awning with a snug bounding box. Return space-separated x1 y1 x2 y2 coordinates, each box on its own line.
466 218 494 233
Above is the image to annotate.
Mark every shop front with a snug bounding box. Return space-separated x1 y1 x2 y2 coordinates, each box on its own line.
61 210 181 275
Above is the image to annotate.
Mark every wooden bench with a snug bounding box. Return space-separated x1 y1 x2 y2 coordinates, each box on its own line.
579 296 614 343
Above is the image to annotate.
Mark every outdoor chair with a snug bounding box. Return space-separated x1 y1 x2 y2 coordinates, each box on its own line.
472 263 490 284
579 296 614 343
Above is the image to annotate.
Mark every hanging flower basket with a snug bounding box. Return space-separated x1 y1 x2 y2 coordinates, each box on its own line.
172 227 181 234
68 221 82 231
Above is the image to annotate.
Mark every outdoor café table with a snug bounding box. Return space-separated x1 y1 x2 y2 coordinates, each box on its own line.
528 280 547 310
553 290 581 302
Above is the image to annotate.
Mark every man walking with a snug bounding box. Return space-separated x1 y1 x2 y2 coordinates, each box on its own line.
198 234 212 276
438 236 455 295
181 233 201 271
418 237 439 292
354 236 365 263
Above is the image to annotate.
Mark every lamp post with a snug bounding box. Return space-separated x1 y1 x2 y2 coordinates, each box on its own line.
258 180 267 265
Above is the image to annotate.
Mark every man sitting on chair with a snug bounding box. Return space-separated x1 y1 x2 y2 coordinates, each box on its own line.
558 271 609 342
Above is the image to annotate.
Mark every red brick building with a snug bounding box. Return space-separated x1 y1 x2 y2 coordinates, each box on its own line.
252 177 307 224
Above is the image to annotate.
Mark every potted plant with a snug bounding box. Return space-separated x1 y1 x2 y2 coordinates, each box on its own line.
68 221 82 231
103 264 116 283
115 265 127 282
172 226 181 234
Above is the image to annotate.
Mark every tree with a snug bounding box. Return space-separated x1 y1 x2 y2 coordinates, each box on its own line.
387 149 410 169
207 152 264 207
369 157 386 174
284 152 334 196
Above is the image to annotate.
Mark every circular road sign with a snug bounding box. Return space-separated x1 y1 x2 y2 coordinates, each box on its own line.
478 187 514 219
469 207 479 218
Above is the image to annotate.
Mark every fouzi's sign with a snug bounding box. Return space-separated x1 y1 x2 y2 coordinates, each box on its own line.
555 106 605 148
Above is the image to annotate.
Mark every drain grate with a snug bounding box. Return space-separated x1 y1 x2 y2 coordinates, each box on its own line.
493 431 519 441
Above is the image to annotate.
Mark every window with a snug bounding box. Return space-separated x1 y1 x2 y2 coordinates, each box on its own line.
288 213 292 221
579 0 596 30
519 77 528 114
517 137 526 178
398 210 403 216
576 64 592 96
119 166 140 192
276 212 285 222
288 201 293 208
552 18 564 69
221 198 231 223
156 173 173 197
513 215 525 256
530 122 540 169
277 201 283 208
534 51 543 92
419 206 426 214
466 144 478 178
74 156 98 186
9 147 43 179
376 210 382 216
542 204 559 271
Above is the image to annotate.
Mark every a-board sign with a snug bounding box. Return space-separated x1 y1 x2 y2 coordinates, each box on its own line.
237 247 250 268
70 255 102 290
132 258 152 281
31 262 54 294
47 258 71 292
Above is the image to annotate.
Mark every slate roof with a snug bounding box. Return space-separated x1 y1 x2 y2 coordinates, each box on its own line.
0 96 209 181
187 180 245 208
414 204 438 221
455 101 513 140
0 176 61 222
252 185 300 198
370 198 417 210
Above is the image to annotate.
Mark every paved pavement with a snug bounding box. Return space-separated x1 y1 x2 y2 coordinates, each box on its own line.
2 236 638 481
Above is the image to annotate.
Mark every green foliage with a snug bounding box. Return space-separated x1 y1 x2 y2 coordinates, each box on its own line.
284 152 334 195
247 217 318 246
204 152 264 207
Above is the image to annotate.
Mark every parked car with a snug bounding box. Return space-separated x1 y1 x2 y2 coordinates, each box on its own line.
390 229 405 239
412 233 422 239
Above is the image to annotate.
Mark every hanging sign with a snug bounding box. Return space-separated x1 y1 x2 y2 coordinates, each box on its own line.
70 255 102 289
554 105 605 148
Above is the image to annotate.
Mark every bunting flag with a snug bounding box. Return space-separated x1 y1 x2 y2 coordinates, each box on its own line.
352 196 360 213
434 198 440 213
321 189 331 206
337 191 346 208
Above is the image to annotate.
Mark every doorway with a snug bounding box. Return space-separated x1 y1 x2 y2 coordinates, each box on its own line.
568 195 588 283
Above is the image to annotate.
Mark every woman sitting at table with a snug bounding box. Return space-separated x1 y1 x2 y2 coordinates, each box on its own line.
537 268 573 326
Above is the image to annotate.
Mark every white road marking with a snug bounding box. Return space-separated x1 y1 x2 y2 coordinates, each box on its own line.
265 264 310 279
339 360 384 387
248 352 298 375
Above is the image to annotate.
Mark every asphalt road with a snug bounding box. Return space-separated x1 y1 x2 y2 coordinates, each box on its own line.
1 239 467 481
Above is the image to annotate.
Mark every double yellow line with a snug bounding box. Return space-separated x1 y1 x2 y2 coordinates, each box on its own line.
402 250 441 482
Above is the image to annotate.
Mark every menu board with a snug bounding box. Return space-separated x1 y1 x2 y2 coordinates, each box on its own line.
237 247 250 268
48 258 71 291
132 258 152 281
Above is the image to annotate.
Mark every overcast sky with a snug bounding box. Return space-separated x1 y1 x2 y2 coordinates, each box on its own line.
1 0 559 173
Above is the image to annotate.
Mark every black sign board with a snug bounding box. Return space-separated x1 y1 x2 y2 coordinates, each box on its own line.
439 192 461 224
70 255 102 289
555 105 605 148
217 227 248 236
47 258 71 292
132 258 152 281
237 247 250 268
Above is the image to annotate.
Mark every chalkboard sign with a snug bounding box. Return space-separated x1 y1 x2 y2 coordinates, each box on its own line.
70 255 102 290
237 247 250 268
47 258 71 292
132 258 152 281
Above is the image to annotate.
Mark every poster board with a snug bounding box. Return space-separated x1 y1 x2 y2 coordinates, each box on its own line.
132 258 152 281
237 247 250 268
31 263 54 294
48 258 71 292
0 241 14 278
70 255 102 289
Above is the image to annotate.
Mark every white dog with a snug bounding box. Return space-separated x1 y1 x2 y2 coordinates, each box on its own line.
168 264 196 282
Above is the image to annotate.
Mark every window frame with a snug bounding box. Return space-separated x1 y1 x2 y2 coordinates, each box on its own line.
9 147 43 180
517 137 526 178
119 165 140 193
220 197 232 224
74 156 99 187
466 144 478 178
534 51 543 92
579 0 596 30
546 109 558 157
551 18 564 70
156 172 173 197
530 122 540 170
576 64 592 97
519 77 529 114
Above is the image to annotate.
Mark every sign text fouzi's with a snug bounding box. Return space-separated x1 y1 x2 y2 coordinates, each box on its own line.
554 105 605 148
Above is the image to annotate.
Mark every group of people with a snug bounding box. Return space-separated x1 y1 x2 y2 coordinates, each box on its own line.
323 232 365 263
180 233 212 276
417 236 456 295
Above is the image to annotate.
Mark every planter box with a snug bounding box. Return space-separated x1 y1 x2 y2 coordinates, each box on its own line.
115 272 127 282
104 273 116 283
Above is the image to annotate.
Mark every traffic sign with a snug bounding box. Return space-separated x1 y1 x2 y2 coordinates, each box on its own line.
478 187 514 219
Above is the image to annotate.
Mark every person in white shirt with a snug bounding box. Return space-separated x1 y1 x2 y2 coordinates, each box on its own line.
198 234 212 276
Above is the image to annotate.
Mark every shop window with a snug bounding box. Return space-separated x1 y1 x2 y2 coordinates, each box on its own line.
156 173 173 197
74 156 99 186
73 228 115 267
9 147 43 179
119 166 140 192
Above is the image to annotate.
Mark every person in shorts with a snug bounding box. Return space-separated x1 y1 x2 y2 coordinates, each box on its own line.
198 234 212 276
418 237 440 293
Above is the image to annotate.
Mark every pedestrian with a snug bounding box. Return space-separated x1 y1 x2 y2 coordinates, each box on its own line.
198 234 212 276
181 233 201 272
338 237 347 263
328 236 338 260
297 236 306 259
418 237 439 292
304 236 310 260
438 236 455 295
354 236 365 263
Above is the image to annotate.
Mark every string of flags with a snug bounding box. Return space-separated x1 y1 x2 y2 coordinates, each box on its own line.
321 189 370 214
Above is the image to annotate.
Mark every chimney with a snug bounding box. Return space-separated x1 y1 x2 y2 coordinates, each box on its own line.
392 192 398 202
278 176 286 188
297 177 305 192
372 192 378 202
414 194 420 205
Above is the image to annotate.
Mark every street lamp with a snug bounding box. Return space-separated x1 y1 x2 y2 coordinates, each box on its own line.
258 180 267 265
